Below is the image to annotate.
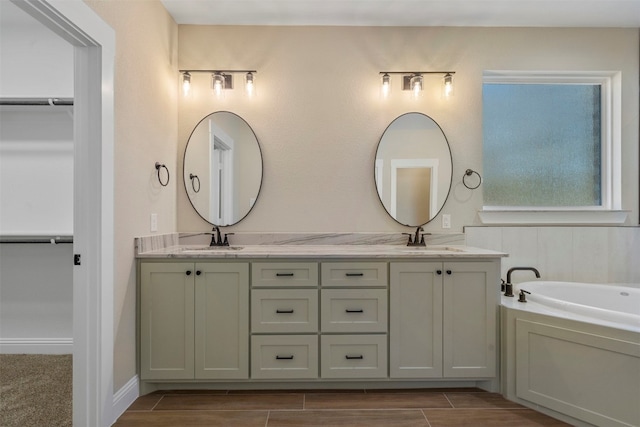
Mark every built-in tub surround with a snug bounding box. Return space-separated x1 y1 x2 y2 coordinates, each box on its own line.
502 282 640 427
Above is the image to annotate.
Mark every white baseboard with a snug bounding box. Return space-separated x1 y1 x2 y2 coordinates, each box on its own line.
111 375 139 425
0 338 73 354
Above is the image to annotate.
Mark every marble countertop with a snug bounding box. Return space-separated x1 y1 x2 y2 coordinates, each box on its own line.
136 244 507 259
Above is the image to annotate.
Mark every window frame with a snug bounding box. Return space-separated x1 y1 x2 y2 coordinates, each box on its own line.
479 70 624 225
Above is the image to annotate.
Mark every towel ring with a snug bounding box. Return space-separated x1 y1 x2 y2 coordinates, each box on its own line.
155 162 170 187
189 173 201 193
463 169 482 190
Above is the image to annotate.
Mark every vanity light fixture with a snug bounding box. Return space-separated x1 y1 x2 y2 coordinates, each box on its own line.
379 71 455 99
178 69 257 98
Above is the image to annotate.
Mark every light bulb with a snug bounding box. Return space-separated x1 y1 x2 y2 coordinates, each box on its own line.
212 73 225 98
381 73 391 99
410 74 423 99
245 72 255 97
182 72 191 97
443 73 454 98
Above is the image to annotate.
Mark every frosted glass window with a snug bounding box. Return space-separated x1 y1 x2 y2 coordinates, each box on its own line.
483 83 601 207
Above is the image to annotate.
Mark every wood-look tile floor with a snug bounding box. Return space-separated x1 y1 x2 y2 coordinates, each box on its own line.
114 389 572 426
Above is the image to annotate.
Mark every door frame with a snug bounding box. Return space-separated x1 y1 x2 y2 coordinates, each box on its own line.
11 1 115 425
390 158 439 219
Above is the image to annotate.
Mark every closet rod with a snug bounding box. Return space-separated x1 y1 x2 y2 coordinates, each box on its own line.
0 97 73 106
0 235 73 244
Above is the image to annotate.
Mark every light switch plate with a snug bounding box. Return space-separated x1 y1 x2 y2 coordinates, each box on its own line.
150 213 158 232
442 214 451 229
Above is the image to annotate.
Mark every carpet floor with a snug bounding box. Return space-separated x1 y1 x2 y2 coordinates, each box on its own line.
0 354 72 427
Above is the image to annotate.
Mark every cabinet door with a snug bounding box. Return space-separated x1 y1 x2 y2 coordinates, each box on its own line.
443 261 498 378
140 262 195 380
389 262 443 378
195 263 249 379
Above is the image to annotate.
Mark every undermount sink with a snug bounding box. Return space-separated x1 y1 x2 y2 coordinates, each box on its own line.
393 246 466 253
181 246 244 252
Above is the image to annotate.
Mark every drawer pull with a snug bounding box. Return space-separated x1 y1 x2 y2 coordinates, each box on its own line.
276 272 294 277
276 309 295 314
276 355 294 360
345 354 364 360
345 272 364 277
345 309 364 313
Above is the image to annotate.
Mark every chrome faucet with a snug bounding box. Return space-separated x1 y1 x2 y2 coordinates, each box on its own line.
504 266 540 297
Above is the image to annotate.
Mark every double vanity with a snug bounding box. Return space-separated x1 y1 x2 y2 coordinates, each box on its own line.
136 109 505 393
136 237 505 394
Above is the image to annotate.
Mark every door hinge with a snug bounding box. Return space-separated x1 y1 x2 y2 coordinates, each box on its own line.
74 254 81 266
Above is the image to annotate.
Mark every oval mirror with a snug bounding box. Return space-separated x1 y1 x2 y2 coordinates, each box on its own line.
374 112 453 226
183 111 263 226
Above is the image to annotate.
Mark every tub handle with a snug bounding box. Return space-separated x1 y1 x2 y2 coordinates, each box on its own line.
518 289 531 303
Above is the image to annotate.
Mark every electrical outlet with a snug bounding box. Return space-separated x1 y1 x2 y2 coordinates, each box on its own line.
442 214 451 229
150 213 158 232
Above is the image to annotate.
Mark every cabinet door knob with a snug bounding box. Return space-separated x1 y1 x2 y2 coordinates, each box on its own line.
446 270 452 275
196 270 202 275
436 270 442 275
186 270 192 276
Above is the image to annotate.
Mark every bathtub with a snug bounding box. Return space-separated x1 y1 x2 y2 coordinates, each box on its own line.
516 281 640 332
501 281 640 427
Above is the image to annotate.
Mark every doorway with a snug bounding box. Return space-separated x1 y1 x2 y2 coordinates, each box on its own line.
9 0 115 425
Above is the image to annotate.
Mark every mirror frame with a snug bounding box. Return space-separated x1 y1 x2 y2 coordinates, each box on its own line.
374 112 453 227
183 111 263 227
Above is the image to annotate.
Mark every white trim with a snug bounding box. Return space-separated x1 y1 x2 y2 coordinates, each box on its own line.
209 121 235 224
390 158 439 218
477 210 628 225
112 375 139 423
482 70 622 224
0 338 73 354
10 1 115 426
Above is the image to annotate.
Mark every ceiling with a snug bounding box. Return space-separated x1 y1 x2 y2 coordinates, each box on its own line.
160 0 640 27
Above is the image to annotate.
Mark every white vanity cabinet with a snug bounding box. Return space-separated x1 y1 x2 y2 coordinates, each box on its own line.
390 260 499 379
140 261 249 381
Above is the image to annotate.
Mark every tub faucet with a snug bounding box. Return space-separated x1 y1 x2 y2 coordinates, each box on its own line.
504 267 541 297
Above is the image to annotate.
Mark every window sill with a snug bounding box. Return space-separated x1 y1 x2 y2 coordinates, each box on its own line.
477 210 629 226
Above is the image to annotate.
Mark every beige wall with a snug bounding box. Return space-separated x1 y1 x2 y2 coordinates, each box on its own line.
178 26 639 232
71 4 639 394
84 0 178 391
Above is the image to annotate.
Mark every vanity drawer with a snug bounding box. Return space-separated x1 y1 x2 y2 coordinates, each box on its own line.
251 335 318 379
321 289 388 333
252 289 318 333
252 262 318 287
320 335 387 379
321 262 387 287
